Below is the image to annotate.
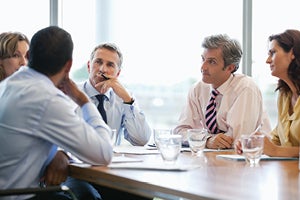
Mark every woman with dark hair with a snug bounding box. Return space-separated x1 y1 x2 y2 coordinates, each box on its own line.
236 29 300 157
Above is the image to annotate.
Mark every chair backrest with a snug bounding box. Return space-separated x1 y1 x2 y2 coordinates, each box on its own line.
0 185 77 200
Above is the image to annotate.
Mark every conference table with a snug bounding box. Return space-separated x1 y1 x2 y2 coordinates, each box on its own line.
69 146 300 200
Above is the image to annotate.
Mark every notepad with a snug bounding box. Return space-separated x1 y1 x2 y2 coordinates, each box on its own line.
216 154 299 161
147 143 235 153
108 162 200 171
70 156 143 168
111 156 143 163
180 148 234 152
114 146 160 155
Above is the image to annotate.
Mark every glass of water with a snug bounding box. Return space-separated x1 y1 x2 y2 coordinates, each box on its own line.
110 129 118 147
153 128 172 150
187 128 209 157
241 134 265 167
156 134 182 164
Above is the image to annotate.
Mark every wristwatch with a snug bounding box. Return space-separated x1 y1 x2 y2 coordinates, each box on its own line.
123 98 135 105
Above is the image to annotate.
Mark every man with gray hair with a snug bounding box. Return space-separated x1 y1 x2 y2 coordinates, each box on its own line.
174 34 271 149
77 43 152 146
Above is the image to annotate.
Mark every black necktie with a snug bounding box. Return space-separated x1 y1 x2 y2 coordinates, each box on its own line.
95 94 107 123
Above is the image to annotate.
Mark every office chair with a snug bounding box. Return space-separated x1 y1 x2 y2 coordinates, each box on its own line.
0 185 77 200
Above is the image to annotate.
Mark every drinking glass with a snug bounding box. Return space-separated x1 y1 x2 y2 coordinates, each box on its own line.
156 134 182 164
187 129 208 157
153 129 172 150
110 129 118 147
241 134 265 167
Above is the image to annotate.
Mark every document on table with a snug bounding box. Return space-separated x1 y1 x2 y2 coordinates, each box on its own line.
111 155 143 163
114 146 160 154
216 154 299 161
108 162 201 171
181 147 235 152
203 148 234 152
70 155 143 168
147 144 234 152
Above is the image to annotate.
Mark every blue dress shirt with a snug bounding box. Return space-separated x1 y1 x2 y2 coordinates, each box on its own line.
77 80 152 146
0 67 113 191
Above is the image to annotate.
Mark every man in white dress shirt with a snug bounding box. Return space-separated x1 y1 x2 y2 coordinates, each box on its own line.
174 34 271 149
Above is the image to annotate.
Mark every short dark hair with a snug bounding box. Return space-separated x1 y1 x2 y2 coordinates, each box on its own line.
28 26 73 76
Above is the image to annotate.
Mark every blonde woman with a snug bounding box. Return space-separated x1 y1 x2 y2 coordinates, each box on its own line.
0 31 29 81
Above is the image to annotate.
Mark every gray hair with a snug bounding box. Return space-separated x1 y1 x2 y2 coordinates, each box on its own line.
202 34 242 73
90 43 123 68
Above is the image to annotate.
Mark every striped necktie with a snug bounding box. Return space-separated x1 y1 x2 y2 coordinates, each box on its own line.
96 94 107 123
205 89 219 134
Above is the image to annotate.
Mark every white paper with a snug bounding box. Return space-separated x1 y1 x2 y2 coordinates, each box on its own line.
108 162 200 171
147 144 233 153
70 163 92 168
181 148 234 152
114 146 160 155
216 154 298 161
111 156 143 163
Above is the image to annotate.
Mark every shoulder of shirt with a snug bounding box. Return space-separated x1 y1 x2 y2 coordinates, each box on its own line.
232 74 259 87
212 74 259 96
76 80 87 90
233 73 254 81
193 80 210 89
188 80 210 97
18 69 62 96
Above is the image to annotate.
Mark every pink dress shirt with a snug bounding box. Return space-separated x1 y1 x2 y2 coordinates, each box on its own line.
174 74 272 144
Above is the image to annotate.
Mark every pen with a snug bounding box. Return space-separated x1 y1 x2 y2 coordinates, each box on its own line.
249 124 262 137
101 73 110 80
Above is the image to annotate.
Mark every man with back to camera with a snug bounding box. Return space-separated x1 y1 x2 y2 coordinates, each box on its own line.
0 26 113 200
174 34 271 149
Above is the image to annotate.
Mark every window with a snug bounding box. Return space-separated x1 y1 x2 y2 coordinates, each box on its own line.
3 0 296 129
63 0 243 129
56 0 96 81
0 0 49 39
252 0 300 127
